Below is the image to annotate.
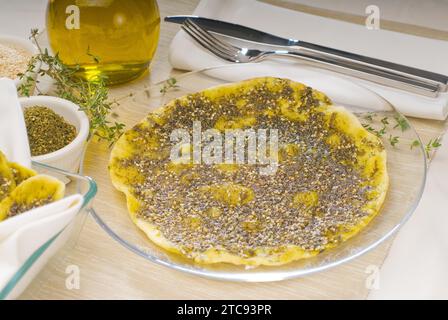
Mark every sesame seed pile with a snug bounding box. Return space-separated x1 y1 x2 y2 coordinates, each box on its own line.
0 42 31 79
119 80 375 257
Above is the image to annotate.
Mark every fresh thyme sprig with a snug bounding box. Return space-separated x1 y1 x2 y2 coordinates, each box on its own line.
393 115 410 131
410 140 421 150
362 122 386 138
363 112 374 122
17 29 125 145
388 135 399 147
425 138 442 157
361 113 407 147
410 138 442 158
160 77 179 94
361 113 443 154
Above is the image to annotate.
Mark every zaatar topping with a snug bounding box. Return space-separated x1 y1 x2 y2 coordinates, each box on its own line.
0 176 12 200
7 196 53 218
24 106 77 156
114 79 383 258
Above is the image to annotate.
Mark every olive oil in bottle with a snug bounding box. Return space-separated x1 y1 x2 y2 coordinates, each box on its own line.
46 0 160 84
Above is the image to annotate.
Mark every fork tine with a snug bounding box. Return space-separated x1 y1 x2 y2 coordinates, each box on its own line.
182 19 237 60
181 23 236 62
185 19 238 55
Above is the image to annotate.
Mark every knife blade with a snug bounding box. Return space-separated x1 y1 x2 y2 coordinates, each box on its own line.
164 15 299 46
164 15 448 88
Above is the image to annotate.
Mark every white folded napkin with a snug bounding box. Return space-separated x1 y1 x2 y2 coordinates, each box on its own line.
0 78 83 299
0 78 31 167
368 141 448 299
168 0 448 120
0 194 82 242
0 195 82 294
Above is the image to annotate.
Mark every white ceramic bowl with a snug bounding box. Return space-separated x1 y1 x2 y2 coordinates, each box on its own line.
0 35 39 88
19 96 90 173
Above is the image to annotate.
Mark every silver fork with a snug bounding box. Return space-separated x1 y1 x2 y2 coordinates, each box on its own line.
181 18 442 97
182 18 271 63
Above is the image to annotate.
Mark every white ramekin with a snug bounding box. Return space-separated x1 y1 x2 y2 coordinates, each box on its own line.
0 35 40 89
19 96 90 173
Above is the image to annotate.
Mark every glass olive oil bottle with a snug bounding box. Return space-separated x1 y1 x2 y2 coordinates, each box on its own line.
46 0 160 84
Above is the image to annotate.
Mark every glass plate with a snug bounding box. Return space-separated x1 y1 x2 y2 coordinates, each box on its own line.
87 64 426 282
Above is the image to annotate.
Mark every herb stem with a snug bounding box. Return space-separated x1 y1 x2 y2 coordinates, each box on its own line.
18 29 125 145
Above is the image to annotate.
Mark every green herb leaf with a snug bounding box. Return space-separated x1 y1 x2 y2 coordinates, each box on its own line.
388 135 399 147
363 112 374 122
425 138 442 157
393 115 410 132
160 77 179 94
410 140 420 150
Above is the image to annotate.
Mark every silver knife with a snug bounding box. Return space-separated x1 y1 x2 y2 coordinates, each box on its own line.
165 15 299 46
165 15 448 95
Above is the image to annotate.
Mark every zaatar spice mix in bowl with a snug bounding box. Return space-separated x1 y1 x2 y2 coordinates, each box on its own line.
19 96 89 173
0 35 39 89
25 106 77 156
